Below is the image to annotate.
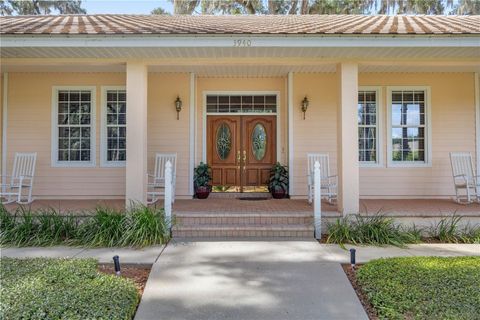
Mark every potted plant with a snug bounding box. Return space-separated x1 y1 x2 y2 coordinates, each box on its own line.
194 162 212 199
268 162 289 199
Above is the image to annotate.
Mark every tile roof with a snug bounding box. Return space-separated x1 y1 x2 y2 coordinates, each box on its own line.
1 14 479 35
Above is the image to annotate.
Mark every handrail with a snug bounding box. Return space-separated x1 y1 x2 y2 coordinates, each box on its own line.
314 161 322 239
164 160 173 230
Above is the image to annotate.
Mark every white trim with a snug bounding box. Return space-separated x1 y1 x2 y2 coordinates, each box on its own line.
202 90 281 164
358 86 384 168
2 73 8 179
386 86 432 168
189 72 195 196
51 86 97 168
288 72 294 195
475 72 480 177
100 86 126 167
2 35 478 49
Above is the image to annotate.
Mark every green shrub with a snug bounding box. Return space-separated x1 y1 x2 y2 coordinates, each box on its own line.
326 214 421 248
0 258 139 320
0 204 170 248
428 215 480 244
357 257 480 320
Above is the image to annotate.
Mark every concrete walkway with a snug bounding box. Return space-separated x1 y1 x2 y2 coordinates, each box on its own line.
0 245 165 264
135 240 368 320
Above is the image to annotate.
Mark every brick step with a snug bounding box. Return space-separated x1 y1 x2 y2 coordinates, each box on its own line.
172 224 313 238
174 212 313 226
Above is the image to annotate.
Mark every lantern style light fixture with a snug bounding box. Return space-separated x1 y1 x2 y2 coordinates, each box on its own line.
175 96 183 120
301 96 309 120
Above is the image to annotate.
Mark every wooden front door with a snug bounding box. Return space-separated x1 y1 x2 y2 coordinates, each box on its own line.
207 115 276 192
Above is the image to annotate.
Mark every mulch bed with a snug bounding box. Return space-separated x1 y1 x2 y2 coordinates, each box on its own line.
98 264 151 296
342 264 378 320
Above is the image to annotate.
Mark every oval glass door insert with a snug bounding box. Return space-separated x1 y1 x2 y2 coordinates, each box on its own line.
252 123 267 160
216 122 232 160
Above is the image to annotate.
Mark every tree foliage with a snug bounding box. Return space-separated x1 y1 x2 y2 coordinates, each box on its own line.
0 0 85 15
151 0 480 15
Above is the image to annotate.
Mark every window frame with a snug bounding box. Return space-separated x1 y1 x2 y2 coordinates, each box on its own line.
100 86 127 167
51 86 96 168
386 86 432 168
358 86 384 168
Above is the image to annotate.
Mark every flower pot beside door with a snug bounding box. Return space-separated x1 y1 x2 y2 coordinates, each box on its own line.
268 162 289 199
194 162 212 199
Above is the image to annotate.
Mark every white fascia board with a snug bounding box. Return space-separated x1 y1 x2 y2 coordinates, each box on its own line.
1 34 479 48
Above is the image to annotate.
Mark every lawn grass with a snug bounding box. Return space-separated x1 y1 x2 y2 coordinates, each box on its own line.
356 256 480 320
0 258 139 320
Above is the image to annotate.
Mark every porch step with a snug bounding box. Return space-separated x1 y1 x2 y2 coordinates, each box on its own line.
174 212 313 226
172 224 313 239
208 192 272 199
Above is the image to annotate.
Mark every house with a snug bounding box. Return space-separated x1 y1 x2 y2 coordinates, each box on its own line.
1 15 479 220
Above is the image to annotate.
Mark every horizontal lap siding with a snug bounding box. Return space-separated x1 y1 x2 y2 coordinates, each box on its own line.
359 73 476 197
7 73 126 198
291 73 338 197
147 73 190 196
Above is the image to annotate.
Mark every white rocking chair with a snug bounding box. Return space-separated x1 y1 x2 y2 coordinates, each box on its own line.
307 153 337 204
0 152 37 204
449 152 479 204
147 153 177 204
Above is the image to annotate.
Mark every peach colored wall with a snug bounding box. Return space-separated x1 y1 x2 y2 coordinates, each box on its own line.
358 73 477 198
6 73 125 198
291 73 338 197
5 72 192 199
195 77 287 167
148 73 191 197
291 72 476 198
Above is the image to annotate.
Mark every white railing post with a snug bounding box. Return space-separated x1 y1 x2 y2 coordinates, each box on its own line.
314 161 322 239
164 160 172 229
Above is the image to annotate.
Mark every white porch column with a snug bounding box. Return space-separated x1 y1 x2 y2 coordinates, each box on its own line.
126 62 148 206
337 63 359 215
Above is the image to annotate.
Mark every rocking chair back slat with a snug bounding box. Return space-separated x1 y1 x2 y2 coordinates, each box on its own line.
154 153 177 179
307 153 329 179
12 153 37 180
450 152 474 180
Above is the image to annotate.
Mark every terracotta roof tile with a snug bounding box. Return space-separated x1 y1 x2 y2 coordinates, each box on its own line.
1 14 479 35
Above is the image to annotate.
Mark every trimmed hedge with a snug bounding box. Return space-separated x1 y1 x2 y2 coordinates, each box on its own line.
0 258 139 320
357 256 480 320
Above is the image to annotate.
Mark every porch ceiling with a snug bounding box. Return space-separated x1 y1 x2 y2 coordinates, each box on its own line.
1 45 479 60
2 61 479 76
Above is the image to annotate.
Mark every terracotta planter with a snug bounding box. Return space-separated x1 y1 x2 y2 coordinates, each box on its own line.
195 186 210 199
271 188 286 199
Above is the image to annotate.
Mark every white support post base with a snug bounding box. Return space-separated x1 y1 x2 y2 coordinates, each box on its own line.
164 160 173 230
337 63 360 215
126 62 148 207
313 161 322 239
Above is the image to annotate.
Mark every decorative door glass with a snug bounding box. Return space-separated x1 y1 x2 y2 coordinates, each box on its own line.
216 122 232 160
252 123 267 160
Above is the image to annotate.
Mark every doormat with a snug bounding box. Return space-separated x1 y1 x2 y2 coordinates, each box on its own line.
238 197 270 201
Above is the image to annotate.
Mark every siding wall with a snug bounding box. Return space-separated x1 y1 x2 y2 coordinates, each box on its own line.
3 71 477 199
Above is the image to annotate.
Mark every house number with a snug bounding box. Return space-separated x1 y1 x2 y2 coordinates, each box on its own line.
233 39 252 47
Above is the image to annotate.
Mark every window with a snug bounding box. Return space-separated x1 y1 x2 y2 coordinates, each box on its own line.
101 87 126 167
358 88 380 165
206 94 277 113
52 87 96 167
388 87 430 166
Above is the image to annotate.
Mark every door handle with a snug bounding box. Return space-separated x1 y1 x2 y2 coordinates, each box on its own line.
236 150 241 169
242 150 247 171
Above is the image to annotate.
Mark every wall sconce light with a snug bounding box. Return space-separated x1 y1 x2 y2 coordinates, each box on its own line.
301 96 309 120
175 96 182 120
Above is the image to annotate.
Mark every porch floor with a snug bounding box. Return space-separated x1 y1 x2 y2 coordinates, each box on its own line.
4 198 479 217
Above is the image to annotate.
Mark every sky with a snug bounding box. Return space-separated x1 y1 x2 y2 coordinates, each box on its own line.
82 0 173 14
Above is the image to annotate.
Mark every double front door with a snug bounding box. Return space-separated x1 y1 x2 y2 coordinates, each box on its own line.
207 115 276 192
